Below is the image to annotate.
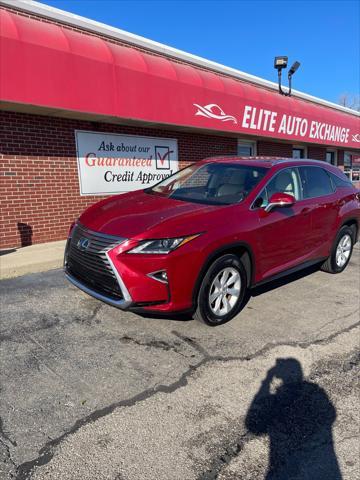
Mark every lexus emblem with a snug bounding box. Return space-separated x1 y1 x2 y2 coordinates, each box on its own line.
77 237 90 251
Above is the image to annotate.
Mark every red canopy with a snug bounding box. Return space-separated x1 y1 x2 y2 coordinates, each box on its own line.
1 9 359 149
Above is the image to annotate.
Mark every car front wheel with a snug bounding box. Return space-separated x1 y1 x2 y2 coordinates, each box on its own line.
321 226 354 274
194 254 247 326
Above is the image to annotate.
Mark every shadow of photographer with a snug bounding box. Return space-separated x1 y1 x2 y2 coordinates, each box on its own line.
245 358 342 479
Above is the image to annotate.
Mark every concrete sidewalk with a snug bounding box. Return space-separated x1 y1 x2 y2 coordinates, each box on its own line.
0 240 66 279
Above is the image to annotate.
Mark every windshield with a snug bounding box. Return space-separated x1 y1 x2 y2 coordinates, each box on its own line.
147 163 268 205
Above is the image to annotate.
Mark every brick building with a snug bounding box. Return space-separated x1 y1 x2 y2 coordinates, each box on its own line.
1 0 359 249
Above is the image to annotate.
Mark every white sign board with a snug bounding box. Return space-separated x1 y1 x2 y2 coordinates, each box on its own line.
75 130 178 195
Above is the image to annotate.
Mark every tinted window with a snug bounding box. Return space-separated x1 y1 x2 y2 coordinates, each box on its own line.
255 168 301 208
299 167 334 198
329 172 352 188
148 163 267 205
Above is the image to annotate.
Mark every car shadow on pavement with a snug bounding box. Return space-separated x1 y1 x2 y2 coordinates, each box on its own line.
246 357 342 480
249 263 321 297
135 311 194 322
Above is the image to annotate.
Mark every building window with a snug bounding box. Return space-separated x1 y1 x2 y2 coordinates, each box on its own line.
344 152 352 167
292 147 305 159
326 151 336 165
238 141 256 156
343 152 359 183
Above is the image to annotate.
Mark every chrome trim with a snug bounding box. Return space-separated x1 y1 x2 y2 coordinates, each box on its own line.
264 200 293 213
147 270 168 284
76 222 126 242
64 222 132 308
105 251 132 302
65 271 132 309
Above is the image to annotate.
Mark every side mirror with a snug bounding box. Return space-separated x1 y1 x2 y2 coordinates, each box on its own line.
265 192 295 213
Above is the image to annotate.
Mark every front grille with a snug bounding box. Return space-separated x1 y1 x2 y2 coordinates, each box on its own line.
65 223 126 301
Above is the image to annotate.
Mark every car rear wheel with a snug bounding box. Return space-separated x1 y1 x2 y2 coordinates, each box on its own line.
321 226 354 274
194 254 247 326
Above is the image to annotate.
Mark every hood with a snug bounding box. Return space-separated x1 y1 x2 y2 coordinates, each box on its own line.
78 190 222 239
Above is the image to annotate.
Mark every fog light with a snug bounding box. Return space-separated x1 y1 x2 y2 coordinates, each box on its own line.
147 270 168 284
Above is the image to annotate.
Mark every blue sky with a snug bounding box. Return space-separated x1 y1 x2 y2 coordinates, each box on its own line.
42 0 359 104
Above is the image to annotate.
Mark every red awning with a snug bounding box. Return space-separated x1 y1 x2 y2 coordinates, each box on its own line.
1 9 359 149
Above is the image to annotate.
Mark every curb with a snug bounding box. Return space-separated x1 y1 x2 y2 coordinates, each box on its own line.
0 240 66 280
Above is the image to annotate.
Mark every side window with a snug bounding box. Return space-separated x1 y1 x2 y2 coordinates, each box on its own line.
299 167 334 198
254 168 301 208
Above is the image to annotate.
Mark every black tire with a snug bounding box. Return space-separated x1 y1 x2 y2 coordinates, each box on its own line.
194 254 247 326
321 226 354 274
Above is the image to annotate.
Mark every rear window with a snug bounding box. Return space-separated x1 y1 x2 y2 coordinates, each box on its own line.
299 167 334 198
329 172 353 188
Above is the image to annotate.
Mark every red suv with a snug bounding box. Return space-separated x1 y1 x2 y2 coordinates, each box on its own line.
64 158 359 326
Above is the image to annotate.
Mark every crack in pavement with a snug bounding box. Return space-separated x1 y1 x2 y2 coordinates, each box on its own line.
1 303 104 344
15 359 209 480
197 339 360 479
74 303 104 326
0 415 18 477
197 426 351 480
14 319 360 480
0 315 63 343
197 348 360 480
311 308 359 338
118 334 194 358
0 417 17 448
172 332 210 357
0 437 18 472
196 430 254 480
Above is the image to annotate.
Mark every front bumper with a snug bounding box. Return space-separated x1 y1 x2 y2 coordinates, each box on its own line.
64 224 133 309
64 223 203 313
65 269 132 309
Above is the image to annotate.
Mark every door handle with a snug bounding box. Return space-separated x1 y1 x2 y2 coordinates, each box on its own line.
301 207 310 214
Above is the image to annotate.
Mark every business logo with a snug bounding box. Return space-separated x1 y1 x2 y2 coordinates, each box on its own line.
193 103 237 124
352 134 360 142
77 237 90 251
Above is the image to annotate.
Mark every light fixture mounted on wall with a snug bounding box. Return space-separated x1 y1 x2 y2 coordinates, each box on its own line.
274 56 300 96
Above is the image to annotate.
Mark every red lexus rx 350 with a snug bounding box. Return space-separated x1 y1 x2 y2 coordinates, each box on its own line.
64 158 359 326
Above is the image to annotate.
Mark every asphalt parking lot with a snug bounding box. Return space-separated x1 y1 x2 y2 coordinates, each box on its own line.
1 246 359 480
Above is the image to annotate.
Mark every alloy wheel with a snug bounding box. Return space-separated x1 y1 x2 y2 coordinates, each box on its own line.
208 267 241 316
335 234 352 268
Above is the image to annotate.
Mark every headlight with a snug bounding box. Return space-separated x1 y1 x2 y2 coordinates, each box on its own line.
127 235 200 254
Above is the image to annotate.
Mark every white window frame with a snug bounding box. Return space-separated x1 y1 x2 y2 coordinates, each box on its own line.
238 140 257 156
